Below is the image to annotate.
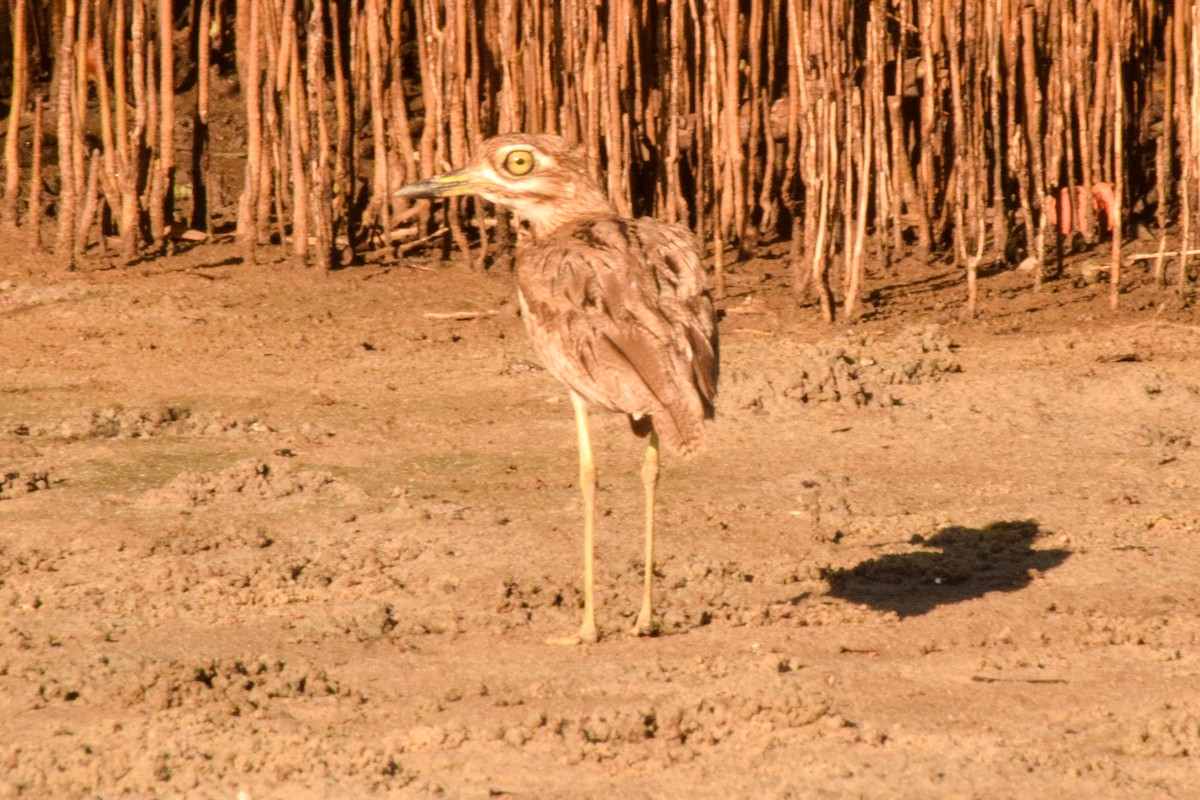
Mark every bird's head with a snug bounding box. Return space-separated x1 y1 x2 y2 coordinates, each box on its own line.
395 134 617 238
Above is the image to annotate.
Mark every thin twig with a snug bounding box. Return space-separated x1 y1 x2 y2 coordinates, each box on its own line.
422 309 500 320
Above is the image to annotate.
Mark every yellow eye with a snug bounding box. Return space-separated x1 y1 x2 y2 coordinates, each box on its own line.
503 149 535 176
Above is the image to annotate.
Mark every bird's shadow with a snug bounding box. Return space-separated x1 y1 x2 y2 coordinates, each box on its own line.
822 520 1069 617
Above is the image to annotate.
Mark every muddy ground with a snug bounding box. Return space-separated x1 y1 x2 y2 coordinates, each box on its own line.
1 230 1198 799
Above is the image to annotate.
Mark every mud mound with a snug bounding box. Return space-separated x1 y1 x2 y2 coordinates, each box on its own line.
0 468 52 500
19 652 364 714
1 653 389 797
140 459 353 509
474 682 833 766
4 405 274 440
1128 704 1200 757
0 280 95 310
724 324 961 413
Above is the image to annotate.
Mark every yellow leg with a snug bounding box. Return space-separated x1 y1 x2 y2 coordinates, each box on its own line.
633 431 659 636
549 392 599 644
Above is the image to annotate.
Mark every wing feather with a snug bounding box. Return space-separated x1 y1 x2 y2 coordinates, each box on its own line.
516 217 717 456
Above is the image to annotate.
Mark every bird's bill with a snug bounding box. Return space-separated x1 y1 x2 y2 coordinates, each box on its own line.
394 167 482 199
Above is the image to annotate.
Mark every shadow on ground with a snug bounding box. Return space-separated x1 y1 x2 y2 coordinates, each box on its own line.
822 520 1069 617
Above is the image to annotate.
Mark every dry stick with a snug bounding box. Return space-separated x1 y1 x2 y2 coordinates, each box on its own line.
706 0 724 238
157 0 174 243
264 96 285 246
145 35 165 248
144 4 166 248
1175 0 1192 293
363 0 390 238
612 0 634 219
1 0 28 228
703 2 726 299
1154 0 1175 286
969 0 988 267
782 0 800 210
1092 0 1112 190
260 0 286 246
812 96 835 324
622 0 635 213
73 0 90 211
722 0 744 246
540 0 556 132
305 0 332 270
561 2 579 162
1044 0 1064 279
422 310 499 320
287 1 308 264
55 0 78 262
795 2 820 302
1020 1 1046 286
29 95 45 249
885 16 909 252
966 0 989 318
542 0 554 133
194 0 211 234
387 0 416 193
445 0 473 269
599 0 620 216
665 0 683 224
757 3 780 233
948 1 968 264
746 0 763 238
1186 0 1200 292
582 0 601 173
126 0 147 257
486 0 516 272
412 0 437 240
104 0 135 255
898 0 927 251
687 0 706 253
465 0 488 269
1180 0 1200 293
113 0 130 176
236 0 262 259
1129 248 1200 262
868 6 891 266
988 0 1007 259
92 0 123 245
844 85 872 320
758 91 778 232
576 0 595 170
1109 0 1123 310
76 149 102 251
425 0 450 262
496 0 518 133
348 3 367 117
1003 0 1031 257
330 0 355 251
630 0 648 169
917 0 937 255
840 67 853 300
1072 4 1095 237
1060 1 1078 226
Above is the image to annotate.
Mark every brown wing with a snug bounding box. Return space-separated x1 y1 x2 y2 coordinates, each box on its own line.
516 217 717 456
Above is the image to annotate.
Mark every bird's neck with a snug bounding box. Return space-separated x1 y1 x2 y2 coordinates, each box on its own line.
519 184 618 239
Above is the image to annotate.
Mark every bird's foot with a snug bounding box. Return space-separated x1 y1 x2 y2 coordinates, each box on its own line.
546 621 600 646
631 608 658 637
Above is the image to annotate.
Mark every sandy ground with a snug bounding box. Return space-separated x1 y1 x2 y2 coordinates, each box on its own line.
1 230 1198 799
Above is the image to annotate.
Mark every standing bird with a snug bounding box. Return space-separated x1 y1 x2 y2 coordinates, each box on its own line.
396 134 717 644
